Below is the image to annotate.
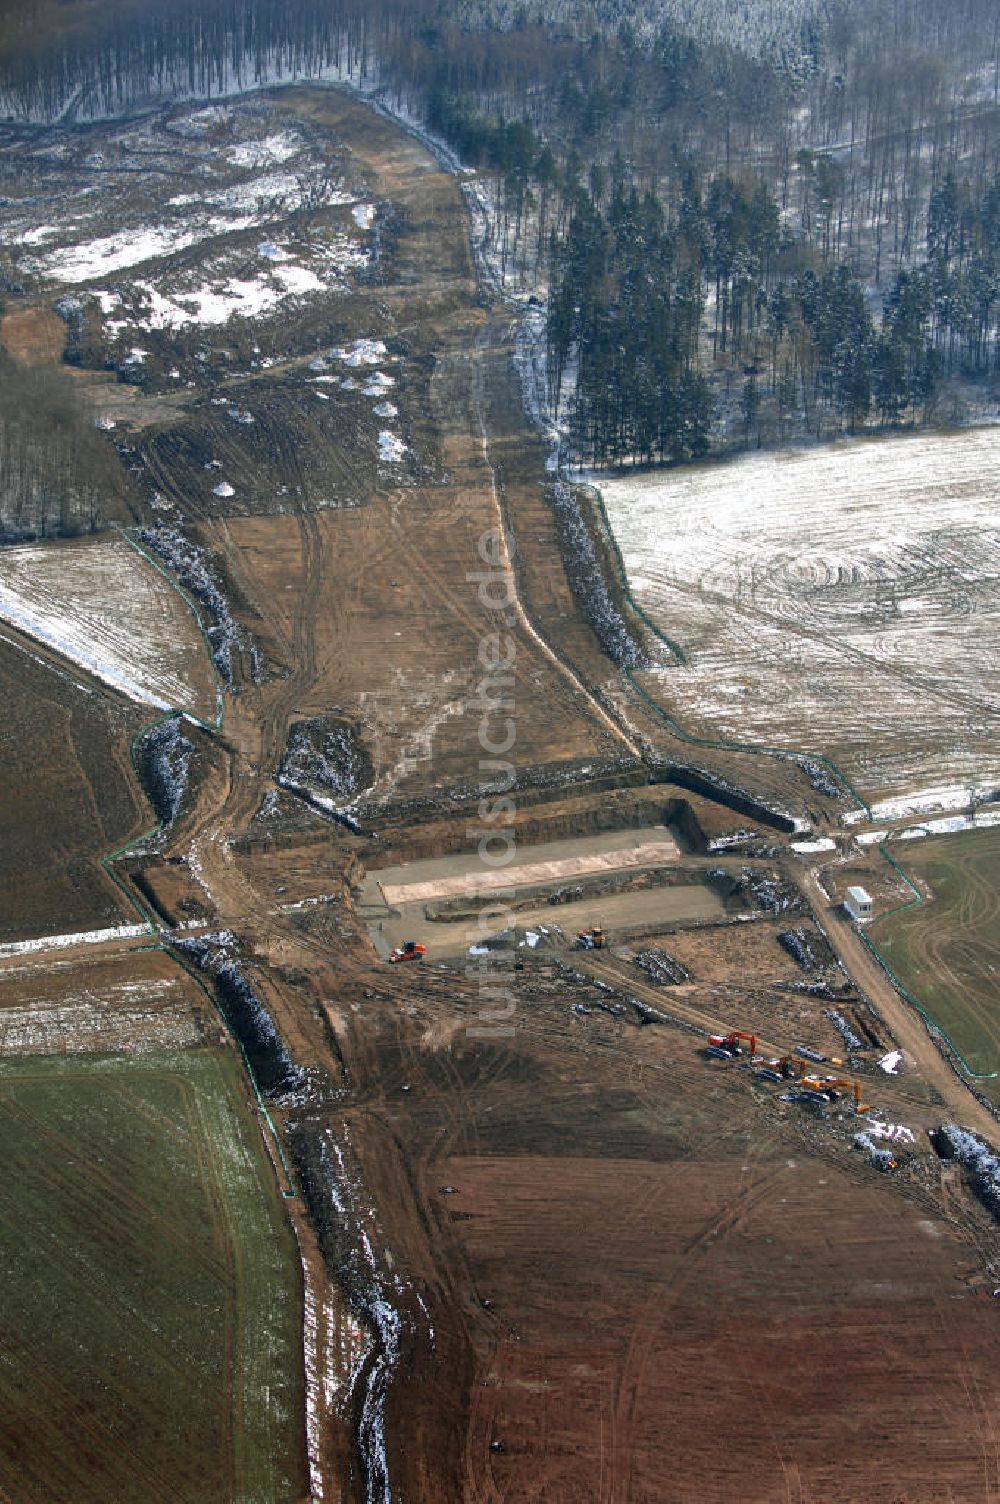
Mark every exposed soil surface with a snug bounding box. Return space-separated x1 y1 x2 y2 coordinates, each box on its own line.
2 84 1000 1504
329 968 1000 1504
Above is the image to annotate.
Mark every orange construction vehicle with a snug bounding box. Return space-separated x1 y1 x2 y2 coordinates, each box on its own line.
801 1076 869 1112
576 926 605 950
707 1030 757 1058
389 940 427 964
771 1054 812 1079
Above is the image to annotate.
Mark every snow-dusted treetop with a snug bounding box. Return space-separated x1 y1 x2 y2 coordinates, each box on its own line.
450 0 827 65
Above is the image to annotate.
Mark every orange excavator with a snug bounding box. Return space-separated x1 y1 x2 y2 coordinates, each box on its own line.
389 940 427 964
801 1075 869 1113
707 1030 757 1059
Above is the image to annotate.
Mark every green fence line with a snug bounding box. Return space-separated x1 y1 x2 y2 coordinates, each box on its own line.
116 525 224 733
578 468 1000 1085
577 478 871 818
873 836 923 913
98 710 176 934
166 944 298 1199
102 533 299 1194
624 668 869 817
863 832 999 1081
580 478 688 665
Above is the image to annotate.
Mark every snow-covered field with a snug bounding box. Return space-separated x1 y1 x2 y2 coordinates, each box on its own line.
597 430 1000 799
0 973 202 1055
0 536 217 715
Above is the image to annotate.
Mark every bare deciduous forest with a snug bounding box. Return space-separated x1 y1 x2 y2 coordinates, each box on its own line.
0 350 130 540
1 0 998 503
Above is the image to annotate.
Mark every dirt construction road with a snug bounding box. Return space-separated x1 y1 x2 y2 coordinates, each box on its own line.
796 866 1000 1143
7 83 1000 1504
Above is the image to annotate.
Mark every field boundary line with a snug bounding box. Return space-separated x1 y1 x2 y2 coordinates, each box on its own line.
98 709 179 935
116 524 224 733
576 478 871 817
165 944 298 1199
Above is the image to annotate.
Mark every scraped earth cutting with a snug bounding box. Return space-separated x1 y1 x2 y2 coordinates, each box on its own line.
2 84 1000 1504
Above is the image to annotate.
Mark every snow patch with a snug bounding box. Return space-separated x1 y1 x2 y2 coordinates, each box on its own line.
867 1120 916 1144
361 371 395 393
33 222 234 282
273 263 324 295
377 431 407 465
0 923 149 958
333 339 388 366
226 132 302 167
20 224 59 245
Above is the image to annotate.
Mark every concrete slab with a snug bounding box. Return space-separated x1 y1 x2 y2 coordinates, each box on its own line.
373 828 680 906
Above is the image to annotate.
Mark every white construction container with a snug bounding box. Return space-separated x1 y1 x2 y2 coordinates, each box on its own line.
844 885 873 921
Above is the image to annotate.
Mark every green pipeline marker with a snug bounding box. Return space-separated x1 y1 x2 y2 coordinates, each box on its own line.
116 525 224 732
578 468 999 1082
863 831 999 1081
575 477 870 817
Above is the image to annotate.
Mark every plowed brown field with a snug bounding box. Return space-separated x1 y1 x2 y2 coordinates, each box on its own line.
330 972 1000 1504
3 83 999 1504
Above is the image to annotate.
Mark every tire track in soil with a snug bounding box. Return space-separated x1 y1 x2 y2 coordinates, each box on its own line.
192 505 328 908
607 1158 785 1504
471 314 643 762
796 867 1000 1143
573 953 780 1054
450 977 763 1502
671 570 997 720
383 491 608 781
